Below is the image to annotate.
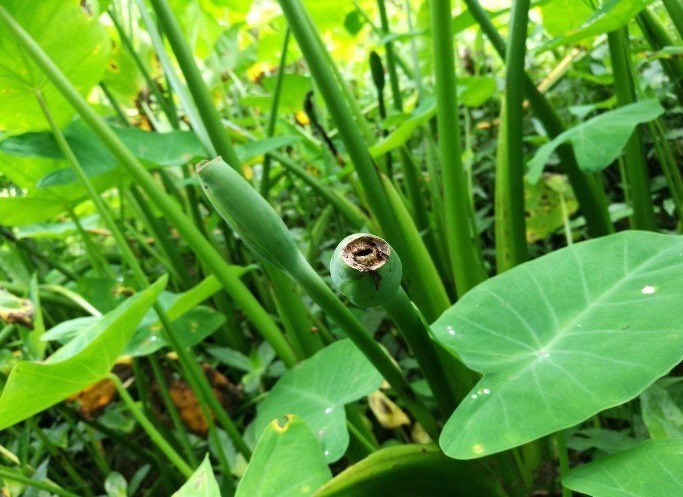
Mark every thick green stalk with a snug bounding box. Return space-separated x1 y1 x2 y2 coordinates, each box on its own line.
383 289 467 414
380 176 451 320
109 374 193 477
279 0 450 318
607 29 657 231
497 0 530 272
463 0 613 238
555 431 571 497
374 1 434 260
637 8 683 105
266 264 324 358
278 0 395 227
147 0 242 171
128 188 192 288
302 13 376 145
261 29 291 198
376 0 403 111
429 0 486 296
650 120 683 220
662 0 683 41
0 6 297 372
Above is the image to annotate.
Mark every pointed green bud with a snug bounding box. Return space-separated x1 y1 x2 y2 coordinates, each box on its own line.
369 51 385 93
330 234 402 308
197 157 301 270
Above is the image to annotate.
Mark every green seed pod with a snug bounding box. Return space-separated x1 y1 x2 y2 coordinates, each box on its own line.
330 233 402 308
197 157 301 270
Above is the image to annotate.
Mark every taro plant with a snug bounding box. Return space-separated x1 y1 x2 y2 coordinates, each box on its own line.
0 0 682 496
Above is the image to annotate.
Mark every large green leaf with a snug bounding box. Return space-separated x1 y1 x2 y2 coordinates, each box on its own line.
432 231 683 459
0 0 110 132
563 439 683 496
237 415 332 497
0 276 166 430
254 339 383 462
314 444 507 497
172 455 220 497
0 120 206 188
526 99 665 183
540 0 655 52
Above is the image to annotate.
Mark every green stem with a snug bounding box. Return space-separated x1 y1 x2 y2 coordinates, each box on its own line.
607 28 657 231
267 264 323 358
148 0 241 170
279 0 450 320
383 289 465 413
637 7 683 106
109 374 193 477
376 0 403 112
463 0 613 238
261 28 291 198
650 120 683 219
661 0 683 42
430 0 487 296
555 430 571 497
497 0 530 272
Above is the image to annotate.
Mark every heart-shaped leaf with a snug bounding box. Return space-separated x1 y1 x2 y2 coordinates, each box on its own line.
0 276 166 430
526 100 664 182
563 439 683 497
432 231 683 459
237 415 332 497
254 339 383 462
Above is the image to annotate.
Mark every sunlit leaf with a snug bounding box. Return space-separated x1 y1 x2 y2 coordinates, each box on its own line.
432 232 683 459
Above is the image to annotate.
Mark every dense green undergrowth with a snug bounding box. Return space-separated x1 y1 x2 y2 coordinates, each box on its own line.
0 0 682 495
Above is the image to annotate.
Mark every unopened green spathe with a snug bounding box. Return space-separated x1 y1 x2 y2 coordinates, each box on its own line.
197 158 301 270
330 233 402 308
